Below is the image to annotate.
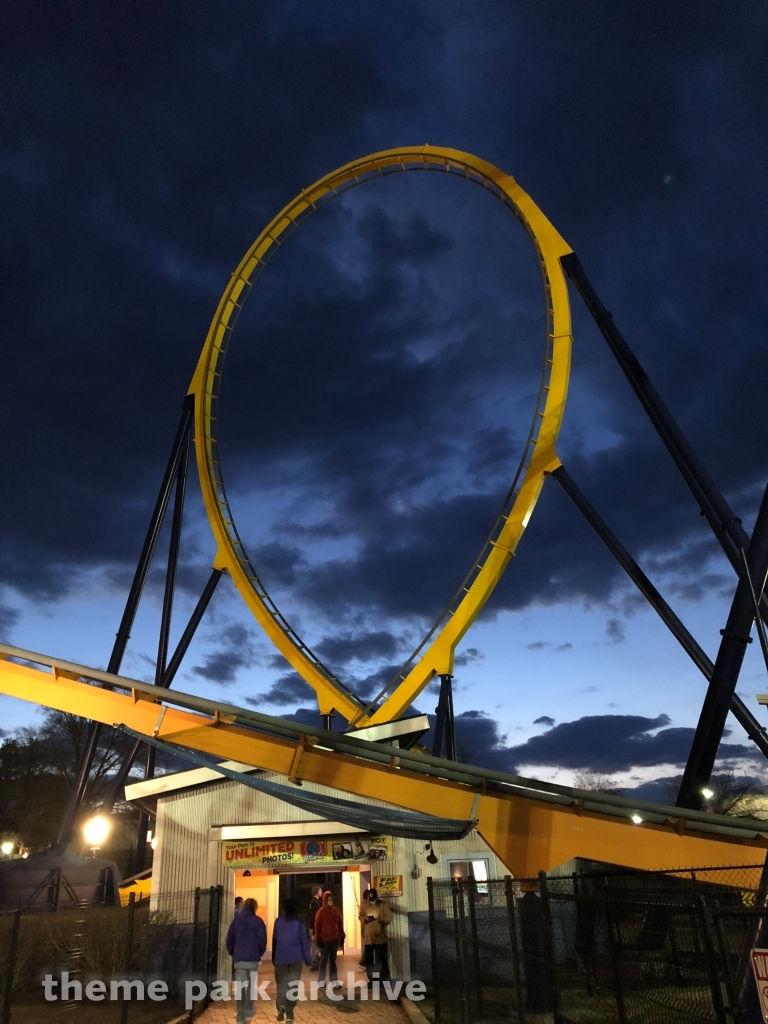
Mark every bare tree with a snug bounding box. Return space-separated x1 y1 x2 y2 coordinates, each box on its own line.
664 772 768 818
573 769 622 794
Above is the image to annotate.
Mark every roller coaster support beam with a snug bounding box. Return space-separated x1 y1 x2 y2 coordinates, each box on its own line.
56 398 195 850
551 465 768 761
134 428 192 871
677 482 768 810
432 674 456 760
3 647 766 877
103 568 225 814
561 253 764 611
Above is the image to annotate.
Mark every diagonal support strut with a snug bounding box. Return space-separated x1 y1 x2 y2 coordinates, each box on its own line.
551 465 768 761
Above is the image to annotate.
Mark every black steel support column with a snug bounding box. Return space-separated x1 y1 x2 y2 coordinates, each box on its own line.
321 710 336 731
677 482 768 809
155 425 190 689
432 674 456 760
445 674 456 761
561 253 764 606
161 568 224 690
133 422 191 872
552 465 768 761
103 567 224 813
55 398 194 850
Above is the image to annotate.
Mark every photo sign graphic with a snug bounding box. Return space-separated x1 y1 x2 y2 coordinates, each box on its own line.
223 834 392 869
752 949 768 1023
374 875 403 898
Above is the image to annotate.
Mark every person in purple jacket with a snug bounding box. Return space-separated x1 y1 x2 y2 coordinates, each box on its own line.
226 897 267 1024
272 898 311 1021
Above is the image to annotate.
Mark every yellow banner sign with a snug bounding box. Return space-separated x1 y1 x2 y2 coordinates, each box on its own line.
222 834 392 870
374 875 403 898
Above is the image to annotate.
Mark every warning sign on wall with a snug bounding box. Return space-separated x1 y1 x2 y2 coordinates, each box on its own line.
751 949 768 1022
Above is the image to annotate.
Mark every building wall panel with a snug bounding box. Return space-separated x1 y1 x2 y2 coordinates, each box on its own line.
151 771 501 981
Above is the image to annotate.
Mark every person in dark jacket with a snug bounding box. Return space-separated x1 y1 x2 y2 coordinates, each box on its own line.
307 884 323 969
226 898 267 1024
314 891 345 987
272 898 311 1021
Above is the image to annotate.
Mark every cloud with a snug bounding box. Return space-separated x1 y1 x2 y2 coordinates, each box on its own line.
191 624 257 685
447 711 517 774
418 710 757 778
555 643 573 653
315 630 403 667
246 672 315 707
527 641 549 651
507 714 753 774
0 604 19 641
605 618 626 645
454 647 483 667
280 707 348 732
2 2 768 767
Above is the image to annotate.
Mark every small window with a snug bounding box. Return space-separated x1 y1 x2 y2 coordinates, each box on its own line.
445 857 490 894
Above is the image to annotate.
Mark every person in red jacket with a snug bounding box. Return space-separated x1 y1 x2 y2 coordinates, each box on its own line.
313 891 345 987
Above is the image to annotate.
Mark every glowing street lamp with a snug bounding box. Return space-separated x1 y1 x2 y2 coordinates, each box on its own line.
631 814 643 825
83 815 111 854
702 787 714 800
0 841 14 856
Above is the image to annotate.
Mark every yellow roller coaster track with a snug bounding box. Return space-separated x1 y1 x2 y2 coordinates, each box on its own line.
187 146 573 725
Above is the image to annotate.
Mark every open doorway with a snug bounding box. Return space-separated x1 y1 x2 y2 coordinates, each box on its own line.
279 870 342 916
233 868 362 956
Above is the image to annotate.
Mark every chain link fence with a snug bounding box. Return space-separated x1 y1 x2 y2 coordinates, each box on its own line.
0 885 222 1023
427 863 768 1024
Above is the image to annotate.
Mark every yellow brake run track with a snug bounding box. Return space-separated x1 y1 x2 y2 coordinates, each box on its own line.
188 146 572 725
0 647 764 878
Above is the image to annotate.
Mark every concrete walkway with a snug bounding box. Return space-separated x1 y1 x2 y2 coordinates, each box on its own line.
197 955 409 1024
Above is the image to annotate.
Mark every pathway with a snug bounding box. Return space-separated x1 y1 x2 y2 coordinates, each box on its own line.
197 955 409 1024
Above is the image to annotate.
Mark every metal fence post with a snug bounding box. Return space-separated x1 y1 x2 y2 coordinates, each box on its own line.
451 879 470 1024
710 906 738 1017
604 903 627 1024
503 877 526 1024
696 895 728 1024
1 911 21 1024
120 892 136 1024
205 886 222 1004
466 877 484 1018
538 871 564 1024
427 878 442 1024
189 887 201 1024
735 852 768 1015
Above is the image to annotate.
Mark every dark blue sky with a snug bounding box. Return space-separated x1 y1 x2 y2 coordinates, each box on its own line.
1 1 768 795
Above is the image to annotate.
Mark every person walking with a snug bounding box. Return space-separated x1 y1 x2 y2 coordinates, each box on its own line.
314 891 345 988
359 888 393 985
272 897 311 1021
307 884 323 970
226 897 267 1024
